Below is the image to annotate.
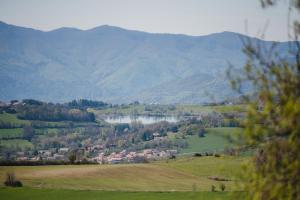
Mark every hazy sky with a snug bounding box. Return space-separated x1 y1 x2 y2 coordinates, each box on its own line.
0 0 294 41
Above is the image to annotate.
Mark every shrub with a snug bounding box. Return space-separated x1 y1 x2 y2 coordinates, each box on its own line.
4 172 23 187
211 185 216 192
68 153 76 164
214 153 220 157
208 176 230 181
192 183 197 192
205 152 213 156
194 153 202 157
220 183 226 191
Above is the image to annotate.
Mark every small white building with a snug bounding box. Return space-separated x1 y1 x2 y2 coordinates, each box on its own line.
58 148 69 154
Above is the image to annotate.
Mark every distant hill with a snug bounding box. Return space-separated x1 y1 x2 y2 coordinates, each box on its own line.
0 21 289 103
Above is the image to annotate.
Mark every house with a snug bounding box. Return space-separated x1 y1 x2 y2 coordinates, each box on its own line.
53 154 65 160
16 152 25 157
46 156 56 161
96 153 105 164
126 152 137 161
16 156 28 161
38 150 52 157
159 151 168 158
153 132 160 137
0 101 7 108
167 150 177 157
119 150 127 156
143 149 152 155
92 144 104 151
58 148 69 154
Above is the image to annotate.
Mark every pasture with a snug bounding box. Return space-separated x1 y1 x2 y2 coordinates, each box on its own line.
0 188 244 200
0 156 246 191
0 139 33 150
180 127 243 154
0 128 23 139
0 113 30 126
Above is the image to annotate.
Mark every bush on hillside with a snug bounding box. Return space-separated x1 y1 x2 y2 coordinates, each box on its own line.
4 172 23 187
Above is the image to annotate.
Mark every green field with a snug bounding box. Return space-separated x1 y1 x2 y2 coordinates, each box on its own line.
179 127 243 154
0 139 33 150
0 156 246 191
90 105 145 116
175 104 246 114
0 113 30 126
0 187 245 200
0 156 247 199
90 104 246 117
158 156 245 180
0 128 23 139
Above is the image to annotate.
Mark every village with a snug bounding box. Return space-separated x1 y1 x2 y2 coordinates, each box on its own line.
13 145 178 164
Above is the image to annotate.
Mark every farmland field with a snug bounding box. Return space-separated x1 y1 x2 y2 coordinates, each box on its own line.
0 139 33 150
91 104 246 117
0 113 30 126
0 128 23 139
0 156 247 199
0 156 247 191
0 187 245 200
180 128 244 154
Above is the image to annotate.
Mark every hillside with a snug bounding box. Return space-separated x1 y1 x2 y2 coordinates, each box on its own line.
0 21 288 103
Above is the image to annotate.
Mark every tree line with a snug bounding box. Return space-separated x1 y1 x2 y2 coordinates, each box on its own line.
14 99 95 122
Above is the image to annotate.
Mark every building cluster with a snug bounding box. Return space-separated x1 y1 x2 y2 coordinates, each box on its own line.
13 145 177 164
94 149 177 164
15 147 70 161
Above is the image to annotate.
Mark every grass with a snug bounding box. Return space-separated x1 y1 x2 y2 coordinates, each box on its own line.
157 156 246 180
0 112 101 128
0 113 30 126
180 127 244 154
0 187 244 200
0 156 246 191
0 139 33 150
90 105 145 116
91 104 246 118
0 128 23 139
0 156 247 199
175 105 246 114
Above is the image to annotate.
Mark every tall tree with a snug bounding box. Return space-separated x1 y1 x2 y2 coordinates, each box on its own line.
229 0 300 199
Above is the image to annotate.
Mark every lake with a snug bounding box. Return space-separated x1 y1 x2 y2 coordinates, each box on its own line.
104 115 179 124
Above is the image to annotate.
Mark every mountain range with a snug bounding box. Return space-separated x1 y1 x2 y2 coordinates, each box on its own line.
0 21 290 104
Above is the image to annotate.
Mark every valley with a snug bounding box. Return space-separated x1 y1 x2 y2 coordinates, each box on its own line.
0 98 248 199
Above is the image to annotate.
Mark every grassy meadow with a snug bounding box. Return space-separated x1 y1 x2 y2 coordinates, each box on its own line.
0 139 34 150
0 113 30 126
0 157 243 191
0 156 247 199
0 187 245 200
180 128 243 154
91 104 246 117
0 128 23 139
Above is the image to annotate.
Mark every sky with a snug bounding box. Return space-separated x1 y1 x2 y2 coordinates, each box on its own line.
0 0 295 41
